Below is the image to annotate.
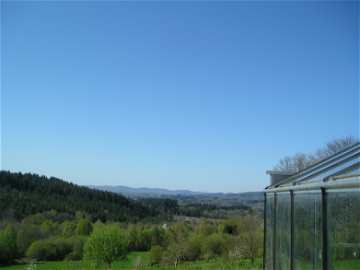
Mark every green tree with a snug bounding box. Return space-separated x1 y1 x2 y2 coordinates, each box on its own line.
31 213 46 225
62 220 77 238
195 220 212 236
127 224 138 251
237 214 263 264
184 236 202 261
92 219 104 231
75 211 83 222
83 224 129 269
218 219 239 235
17 224 45 257
50 209 58 217
76 218 92 236
139 228 152 251
148 245 163 264
162 222 189 267
149 225 165 246
42 219 59 236
0 223 18 264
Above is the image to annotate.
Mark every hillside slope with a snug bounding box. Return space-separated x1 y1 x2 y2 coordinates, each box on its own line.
0 170 168 223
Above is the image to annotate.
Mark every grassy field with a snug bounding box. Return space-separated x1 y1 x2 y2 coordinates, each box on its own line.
4 257 360 270
1 252 263 270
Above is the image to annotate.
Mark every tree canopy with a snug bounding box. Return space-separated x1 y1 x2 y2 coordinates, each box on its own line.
83 224 129 269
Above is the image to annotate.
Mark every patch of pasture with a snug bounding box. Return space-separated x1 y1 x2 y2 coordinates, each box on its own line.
1 253 264 269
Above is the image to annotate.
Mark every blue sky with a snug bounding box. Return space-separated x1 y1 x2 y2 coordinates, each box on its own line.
1 1 359 193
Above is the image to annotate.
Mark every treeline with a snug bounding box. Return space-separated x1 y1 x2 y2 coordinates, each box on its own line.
0 170 172 223
179 203 252 218
138 198 179 215
139 198 253 219
156 193 265 214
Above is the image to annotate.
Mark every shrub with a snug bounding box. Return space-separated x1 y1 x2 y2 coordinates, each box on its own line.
52 237 72 259
66 235 86 257
201 234 226 258
65 251 81 261
148 245 163 264
26 237 72 261
26 240 56 261
184 237 202 261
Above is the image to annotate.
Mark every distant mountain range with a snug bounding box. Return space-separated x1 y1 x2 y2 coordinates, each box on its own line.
85 185 209 196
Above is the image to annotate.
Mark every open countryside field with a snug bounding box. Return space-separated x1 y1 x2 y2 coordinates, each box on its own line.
2 252 263 270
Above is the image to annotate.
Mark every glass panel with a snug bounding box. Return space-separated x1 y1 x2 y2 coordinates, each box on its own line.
328 191 360 270
344 166 360 174
313 158 359 181
294 193 322 270
265 193 275 270
276 193 291 269
295 158 359 184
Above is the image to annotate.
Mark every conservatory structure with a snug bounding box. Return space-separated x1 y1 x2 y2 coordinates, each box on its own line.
263 143 360 270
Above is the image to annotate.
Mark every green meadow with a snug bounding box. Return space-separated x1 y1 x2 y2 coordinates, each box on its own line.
1 252 264 270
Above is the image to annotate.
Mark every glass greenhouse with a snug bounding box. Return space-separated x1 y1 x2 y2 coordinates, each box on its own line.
263 143 360 270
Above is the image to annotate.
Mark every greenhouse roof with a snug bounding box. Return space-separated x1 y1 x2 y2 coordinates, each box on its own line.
265 142 360 191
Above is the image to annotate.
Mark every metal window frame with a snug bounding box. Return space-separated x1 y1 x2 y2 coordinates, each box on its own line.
263 174 360 270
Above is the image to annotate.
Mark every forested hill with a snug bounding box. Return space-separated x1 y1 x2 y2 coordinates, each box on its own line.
0 170 170 223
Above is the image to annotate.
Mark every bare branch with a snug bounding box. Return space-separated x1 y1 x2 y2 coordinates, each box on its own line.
274 135 359 172
273 156 296 172
316 135 359 161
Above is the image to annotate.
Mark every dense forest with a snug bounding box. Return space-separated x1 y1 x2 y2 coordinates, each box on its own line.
139 198 254 219
0 170 172 223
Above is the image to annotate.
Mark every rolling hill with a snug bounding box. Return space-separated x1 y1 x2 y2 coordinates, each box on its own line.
86 185 207 195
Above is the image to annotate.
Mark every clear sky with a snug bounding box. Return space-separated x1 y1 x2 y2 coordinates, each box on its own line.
1 1 359 193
